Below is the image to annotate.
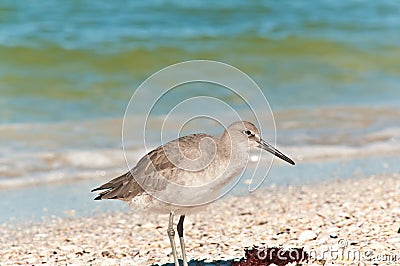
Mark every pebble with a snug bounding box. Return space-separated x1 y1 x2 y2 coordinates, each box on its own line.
329 233 338 239
299 230 318 241
387 237 400 243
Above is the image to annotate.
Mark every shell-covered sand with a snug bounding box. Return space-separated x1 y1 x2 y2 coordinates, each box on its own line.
1 173 399 265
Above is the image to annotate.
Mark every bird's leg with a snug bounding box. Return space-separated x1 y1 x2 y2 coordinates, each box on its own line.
177 215 188 266
167 211 179 266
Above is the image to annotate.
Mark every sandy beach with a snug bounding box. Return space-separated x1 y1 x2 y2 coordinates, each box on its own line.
1 173 399 266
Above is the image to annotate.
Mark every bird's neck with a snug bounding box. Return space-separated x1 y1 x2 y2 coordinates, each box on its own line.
219 131 249 166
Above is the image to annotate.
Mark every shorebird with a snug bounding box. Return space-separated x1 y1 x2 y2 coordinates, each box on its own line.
92 121 295 266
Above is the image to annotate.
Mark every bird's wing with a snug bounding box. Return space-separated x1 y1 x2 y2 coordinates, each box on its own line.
92 133 216 201
132 133 216 187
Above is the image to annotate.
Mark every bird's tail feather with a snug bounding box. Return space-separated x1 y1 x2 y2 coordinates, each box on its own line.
91 171 140 200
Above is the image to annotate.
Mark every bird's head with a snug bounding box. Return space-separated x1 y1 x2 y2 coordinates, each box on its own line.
225 121 295 165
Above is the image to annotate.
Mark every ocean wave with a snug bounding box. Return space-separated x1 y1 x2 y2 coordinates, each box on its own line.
1 129 399 190
1 106 399 189
2 29 400 124
1 140 399 190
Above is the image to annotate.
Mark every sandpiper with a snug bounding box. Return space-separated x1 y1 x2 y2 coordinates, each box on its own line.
92 121 295 266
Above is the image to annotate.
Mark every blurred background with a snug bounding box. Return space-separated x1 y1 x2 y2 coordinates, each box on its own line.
1 1 400 223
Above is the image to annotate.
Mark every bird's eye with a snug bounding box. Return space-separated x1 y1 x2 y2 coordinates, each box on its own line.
244 130 252 136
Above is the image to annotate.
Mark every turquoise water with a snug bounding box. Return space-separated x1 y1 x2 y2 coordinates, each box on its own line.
1 0 400 123
1 1 400 223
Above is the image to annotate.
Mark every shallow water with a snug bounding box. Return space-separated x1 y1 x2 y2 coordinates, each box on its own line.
2 0 400 123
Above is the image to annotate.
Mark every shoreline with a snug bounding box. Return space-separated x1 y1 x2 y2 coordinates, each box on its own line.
1 105 400 193
2 153 400 226
1 173 399 265
1 143 400 193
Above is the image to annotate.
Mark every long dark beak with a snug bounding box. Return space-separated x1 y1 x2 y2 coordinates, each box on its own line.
257 139 295 165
